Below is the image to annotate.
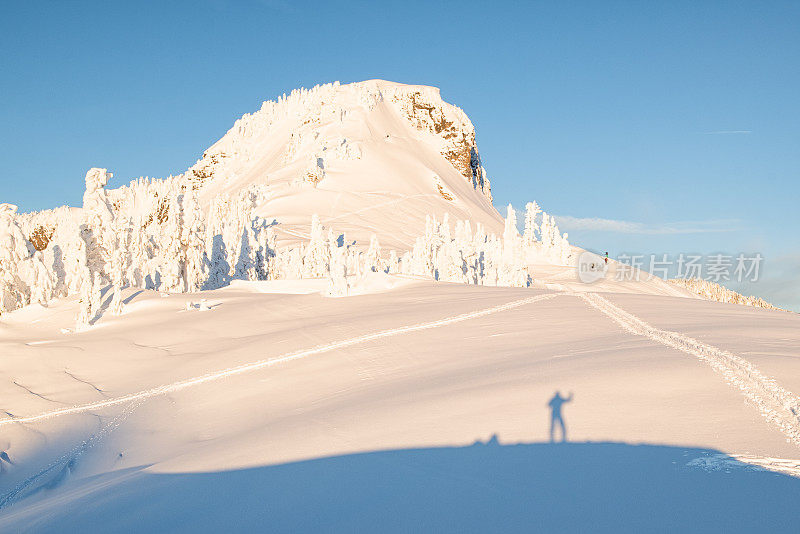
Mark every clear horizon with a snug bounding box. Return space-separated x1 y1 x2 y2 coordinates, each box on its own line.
1 1 798 309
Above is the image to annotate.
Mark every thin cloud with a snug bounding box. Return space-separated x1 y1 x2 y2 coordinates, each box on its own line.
553 216 738 235
702 130 752 135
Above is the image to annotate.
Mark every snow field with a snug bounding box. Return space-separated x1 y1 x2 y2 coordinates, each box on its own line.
1 282 800 532
579 291 800 445
0 293 559 427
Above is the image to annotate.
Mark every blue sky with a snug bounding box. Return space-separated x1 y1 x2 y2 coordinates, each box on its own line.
1 1 798 308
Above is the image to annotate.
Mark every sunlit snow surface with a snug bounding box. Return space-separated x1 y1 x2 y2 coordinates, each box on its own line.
190 79 504 251
1 269 799 532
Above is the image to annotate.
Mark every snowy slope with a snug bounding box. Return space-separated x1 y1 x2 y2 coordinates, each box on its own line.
0 279 799 531
2 79 797 531
183 80 503 250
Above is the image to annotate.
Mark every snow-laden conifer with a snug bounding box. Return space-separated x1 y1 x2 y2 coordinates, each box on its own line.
303 214 330 277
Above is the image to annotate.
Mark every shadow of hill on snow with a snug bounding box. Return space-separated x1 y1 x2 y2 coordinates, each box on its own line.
3 439 799 533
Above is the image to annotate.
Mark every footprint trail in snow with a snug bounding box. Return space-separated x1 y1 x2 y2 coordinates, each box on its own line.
579 292 800 447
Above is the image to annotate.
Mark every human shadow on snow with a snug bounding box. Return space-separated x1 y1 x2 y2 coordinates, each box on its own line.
3 439 800 533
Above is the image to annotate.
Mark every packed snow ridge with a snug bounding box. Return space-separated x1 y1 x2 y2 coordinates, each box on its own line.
0 80 576 326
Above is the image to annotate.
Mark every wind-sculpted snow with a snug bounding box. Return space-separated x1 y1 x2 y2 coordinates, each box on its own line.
0 293 559 428
579 292 800 446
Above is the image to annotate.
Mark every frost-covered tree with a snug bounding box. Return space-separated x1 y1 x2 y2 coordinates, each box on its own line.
286 246 304 279
181 190 207 291
57 220 89 297
109 213 130 315
559 232 571 264
205 195 229 289
223 191 256 278
234 222 259 281
523 201 541 246
535 212 570 264
0 204 32 313
349 249 363 279
128 217 148 288
255 221 276 280
539 212 554 249
303 214 330 277
74 243 94 331
159 192 185 292
363 234 383 273
387 250 398 274
327 233 348 296
90 271 103 318
29 251 54 305
82 168 115 276
75 279 92 331
440 213 451 242
502 204 521 265
399 251 412 275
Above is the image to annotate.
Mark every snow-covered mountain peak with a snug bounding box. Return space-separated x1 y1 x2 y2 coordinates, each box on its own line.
189 79 489 196
172 80 500 249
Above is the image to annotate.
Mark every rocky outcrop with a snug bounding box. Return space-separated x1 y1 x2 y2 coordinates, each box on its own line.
390 88 492 200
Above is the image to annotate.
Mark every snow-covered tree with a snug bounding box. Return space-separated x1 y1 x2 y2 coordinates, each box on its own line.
128 217 148 288
363 234 383 273
82 168 115 276
57 220 89 296
523 201 541 246
540 212 554 249
29 251 54 305
303 214 330 277
222 191 255 278
159 191 185 292
108 213 130 315
328 234 348 296
183 188 208 291
90 271 103 318
234 222 259 281
349 249 363 279
387 250 398 274
559 232 572 264
0 204 32 313
255 222 276 280
74 243 94 331
502 204 521 265
205 195 229 289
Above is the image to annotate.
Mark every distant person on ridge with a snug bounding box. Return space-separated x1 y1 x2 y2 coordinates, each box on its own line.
548 391 573 443
604 252 609 265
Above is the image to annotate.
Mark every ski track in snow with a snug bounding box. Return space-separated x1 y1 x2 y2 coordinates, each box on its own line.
578 292 800 447
0 399 142 510
0 293 559 428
